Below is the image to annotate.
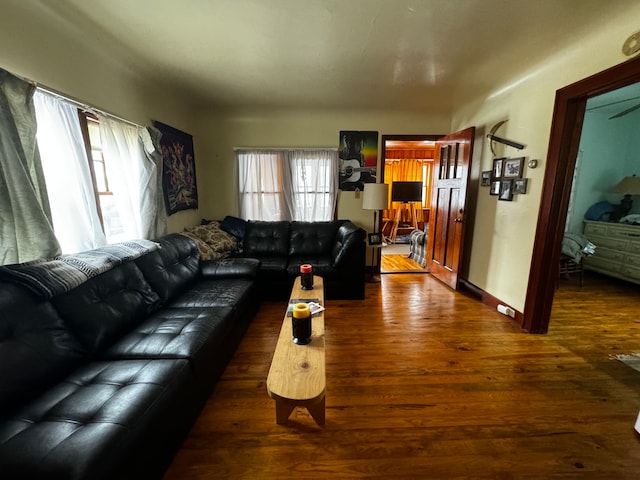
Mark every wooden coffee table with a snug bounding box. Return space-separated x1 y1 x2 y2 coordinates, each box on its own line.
266 275 325 425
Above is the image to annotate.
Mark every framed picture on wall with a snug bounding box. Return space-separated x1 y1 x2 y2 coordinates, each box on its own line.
481 171 491 186
492 157 505 180
338 130 378 191
490 180 501 195
514 178 528 194
499 179 514 201
154 121 198 215
368 233 383 245
504 157 524 178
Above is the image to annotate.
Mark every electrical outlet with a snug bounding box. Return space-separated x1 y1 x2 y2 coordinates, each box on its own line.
497 304 515 318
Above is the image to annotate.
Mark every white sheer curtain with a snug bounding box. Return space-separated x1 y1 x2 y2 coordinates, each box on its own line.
237 148 337 221
238 150 289 221
99 116 165 241
285 149 338 221
33 91 107 253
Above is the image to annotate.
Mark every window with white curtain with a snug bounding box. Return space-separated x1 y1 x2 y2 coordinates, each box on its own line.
81 112 127 242
237 148 338 221
33 91 108 253
33 90 165 253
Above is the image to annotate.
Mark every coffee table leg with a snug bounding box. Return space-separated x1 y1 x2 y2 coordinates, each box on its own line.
274 397 325 426
307 396 325 426
275 400 295 424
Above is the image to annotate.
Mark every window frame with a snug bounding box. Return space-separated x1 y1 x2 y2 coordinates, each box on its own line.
77 110 105 230
236 148 338 222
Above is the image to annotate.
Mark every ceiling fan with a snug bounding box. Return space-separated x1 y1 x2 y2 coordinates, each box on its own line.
609 101 640 119
587 92 640 120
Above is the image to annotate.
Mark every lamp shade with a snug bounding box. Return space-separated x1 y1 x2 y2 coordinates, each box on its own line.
362 183 389 210
611 175 640 195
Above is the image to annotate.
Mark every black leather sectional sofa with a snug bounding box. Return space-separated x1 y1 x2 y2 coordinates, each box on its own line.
0 234 260 480
240 220 366 300
0 220 365 479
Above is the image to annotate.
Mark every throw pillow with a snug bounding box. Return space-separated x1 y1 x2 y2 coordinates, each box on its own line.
183 221 238 259
179 231 218 260
220 215 247 239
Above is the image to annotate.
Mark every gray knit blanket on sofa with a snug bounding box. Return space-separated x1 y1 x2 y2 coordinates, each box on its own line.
0 240 159 299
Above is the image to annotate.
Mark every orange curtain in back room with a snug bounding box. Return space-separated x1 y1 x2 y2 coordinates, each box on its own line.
383 159 432 224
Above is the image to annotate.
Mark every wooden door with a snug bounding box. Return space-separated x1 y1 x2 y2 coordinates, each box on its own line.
426 127 475 289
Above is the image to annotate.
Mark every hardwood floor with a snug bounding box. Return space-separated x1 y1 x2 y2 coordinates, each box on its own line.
163 271 640 479
380 243 425 273
380 253 426 273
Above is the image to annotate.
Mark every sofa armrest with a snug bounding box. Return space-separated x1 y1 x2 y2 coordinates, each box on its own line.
331 221 366 268
201 258 261 279
409 228 427 246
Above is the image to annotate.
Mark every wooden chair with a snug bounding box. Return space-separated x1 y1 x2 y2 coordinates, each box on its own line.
557 254 584 288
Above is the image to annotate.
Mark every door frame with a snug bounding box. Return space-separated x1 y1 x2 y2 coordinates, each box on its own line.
523 55 640 333
380 134 443 227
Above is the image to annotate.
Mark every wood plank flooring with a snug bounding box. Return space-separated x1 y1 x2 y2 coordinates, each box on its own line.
380 253 426 273
163 271 640 479
380 244 425 273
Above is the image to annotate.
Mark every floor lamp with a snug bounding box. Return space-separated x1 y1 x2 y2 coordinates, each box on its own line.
362 183 389 282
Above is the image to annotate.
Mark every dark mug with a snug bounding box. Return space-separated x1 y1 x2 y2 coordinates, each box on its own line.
291 303 312 345
300 264 313 290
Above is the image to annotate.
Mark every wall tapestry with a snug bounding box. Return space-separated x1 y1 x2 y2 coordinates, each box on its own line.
338 130 378 191
154 121 198 215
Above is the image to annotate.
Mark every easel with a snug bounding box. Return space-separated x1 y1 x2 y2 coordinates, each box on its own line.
387 202 418 243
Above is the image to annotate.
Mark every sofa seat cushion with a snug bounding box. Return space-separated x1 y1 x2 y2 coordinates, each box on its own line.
201 257 260 279
104 307 234 376
0 359 193 480
168 278 254 308
52 262 160 355
167 279 258 325
249 256 288 277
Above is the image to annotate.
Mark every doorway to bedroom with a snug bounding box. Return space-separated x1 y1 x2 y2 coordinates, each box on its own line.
379 135 438 274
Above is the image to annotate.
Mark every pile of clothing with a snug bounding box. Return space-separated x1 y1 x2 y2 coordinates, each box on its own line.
561 232 596 264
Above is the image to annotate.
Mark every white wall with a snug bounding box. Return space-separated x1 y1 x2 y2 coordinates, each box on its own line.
193 107 450 227
450 5 640 311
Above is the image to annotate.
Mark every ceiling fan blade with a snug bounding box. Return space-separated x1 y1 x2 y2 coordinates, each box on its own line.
609 102 640 119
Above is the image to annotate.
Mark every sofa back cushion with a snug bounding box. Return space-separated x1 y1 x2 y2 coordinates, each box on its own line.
135 233 201 304
243 221 290 257
0 282 85 416
53 262 160 354
289 221 341 256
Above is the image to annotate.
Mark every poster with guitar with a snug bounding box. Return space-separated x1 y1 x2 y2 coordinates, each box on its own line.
338 130 378 191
